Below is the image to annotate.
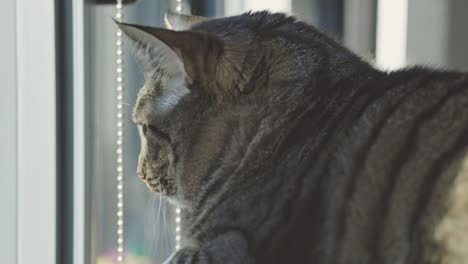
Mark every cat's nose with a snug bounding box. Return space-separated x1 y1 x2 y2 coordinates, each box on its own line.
137 171 146 180
137 160 147 180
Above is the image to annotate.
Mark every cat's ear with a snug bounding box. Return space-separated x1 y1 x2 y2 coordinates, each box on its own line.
116 21 222 83
164 11 208 30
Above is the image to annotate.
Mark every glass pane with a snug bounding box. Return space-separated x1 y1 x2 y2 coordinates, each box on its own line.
81 1 468 263
85 1 176 263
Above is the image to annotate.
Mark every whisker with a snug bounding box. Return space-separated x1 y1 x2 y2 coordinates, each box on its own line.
162 196 168 256
156 193 163 258
149 192 157 256
122 102 133 107
143 193 155 256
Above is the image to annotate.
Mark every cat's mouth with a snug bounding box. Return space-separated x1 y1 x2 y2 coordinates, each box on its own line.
141 175 176 196
142 178 161 192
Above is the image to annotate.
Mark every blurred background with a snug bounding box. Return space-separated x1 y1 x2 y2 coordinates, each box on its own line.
1 0 468 264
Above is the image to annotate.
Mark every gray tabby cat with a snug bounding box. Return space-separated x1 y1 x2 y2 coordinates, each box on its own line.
117 11 468 264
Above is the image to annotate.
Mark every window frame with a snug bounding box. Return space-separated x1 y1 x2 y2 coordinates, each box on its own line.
15 0 58 263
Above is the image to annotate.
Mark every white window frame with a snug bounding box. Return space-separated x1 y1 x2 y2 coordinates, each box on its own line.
15 0 57 263
375 0 408 70
72 0 87 263
225 0 292 16
0 0 18 263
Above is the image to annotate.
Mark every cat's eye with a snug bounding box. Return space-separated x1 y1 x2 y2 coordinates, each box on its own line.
140 123 170 141
141 124 148 136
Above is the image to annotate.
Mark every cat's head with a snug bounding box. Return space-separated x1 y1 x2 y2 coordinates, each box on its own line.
118 12 263 198
117 11 355 202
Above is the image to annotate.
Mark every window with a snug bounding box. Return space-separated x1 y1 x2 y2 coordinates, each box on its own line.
3 0 468 263
81 1 349 263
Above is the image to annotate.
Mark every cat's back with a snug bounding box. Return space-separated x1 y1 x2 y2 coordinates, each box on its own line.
333 67 468 263
252 67 468 264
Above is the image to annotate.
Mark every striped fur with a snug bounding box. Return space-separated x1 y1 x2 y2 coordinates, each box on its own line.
124 11 468 264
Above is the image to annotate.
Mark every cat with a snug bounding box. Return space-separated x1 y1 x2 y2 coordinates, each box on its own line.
117 11 468 264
